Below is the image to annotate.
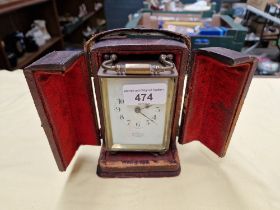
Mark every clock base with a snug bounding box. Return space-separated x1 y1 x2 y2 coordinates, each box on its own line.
97 141 180 178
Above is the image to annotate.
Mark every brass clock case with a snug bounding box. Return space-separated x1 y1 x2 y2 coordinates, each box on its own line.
98 54 178 153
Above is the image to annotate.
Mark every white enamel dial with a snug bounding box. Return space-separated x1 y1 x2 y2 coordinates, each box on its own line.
105 78 170 147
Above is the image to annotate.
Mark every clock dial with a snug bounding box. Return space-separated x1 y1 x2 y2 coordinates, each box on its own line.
105 78 169 146
113 100 160 128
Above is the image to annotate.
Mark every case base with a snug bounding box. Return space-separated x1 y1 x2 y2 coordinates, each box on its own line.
97 141 180 178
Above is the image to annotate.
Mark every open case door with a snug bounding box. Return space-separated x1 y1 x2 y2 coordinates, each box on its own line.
180 47 257 157
24 51 100 171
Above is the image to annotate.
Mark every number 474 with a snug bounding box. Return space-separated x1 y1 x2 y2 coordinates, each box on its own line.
135 93 153 101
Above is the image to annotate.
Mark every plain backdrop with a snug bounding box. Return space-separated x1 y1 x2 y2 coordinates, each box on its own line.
0 70 280 210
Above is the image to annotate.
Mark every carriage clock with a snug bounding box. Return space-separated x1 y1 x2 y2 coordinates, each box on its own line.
24 29 257 177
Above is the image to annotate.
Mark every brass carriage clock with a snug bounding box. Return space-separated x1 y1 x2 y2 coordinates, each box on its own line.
99 53 177 153
24 29 257 177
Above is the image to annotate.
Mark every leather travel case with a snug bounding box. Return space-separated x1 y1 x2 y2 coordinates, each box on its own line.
24 29 257 173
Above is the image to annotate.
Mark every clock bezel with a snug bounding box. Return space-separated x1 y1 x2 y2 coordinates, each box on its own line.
98 67 178 153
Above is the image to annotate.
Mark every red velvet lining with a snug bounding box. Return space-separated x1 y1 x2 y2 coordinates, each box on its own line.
34 56 99 168
181 54 250 156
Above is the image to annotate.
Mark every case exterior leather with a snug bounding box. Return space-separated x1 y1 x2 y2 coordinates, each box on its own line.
97 141 180 178
180 47 257 157
86 28 191 144
85 28 191 177
24 51 100 171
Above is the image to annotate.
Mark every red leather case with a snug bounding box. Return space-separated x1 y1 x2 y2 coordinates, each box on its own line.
180 47 256 156
24 51 100 171
24 29 257 175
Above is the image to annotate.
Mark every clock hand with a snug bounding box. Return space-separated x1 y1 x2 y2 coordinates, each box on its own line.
139 112 157 124
140 104 153 110
135 107 157 124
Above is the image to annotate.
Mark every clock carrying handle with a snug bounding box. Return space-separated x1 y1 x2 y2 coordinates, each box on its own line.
84 28 190 73
101 54 175 75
